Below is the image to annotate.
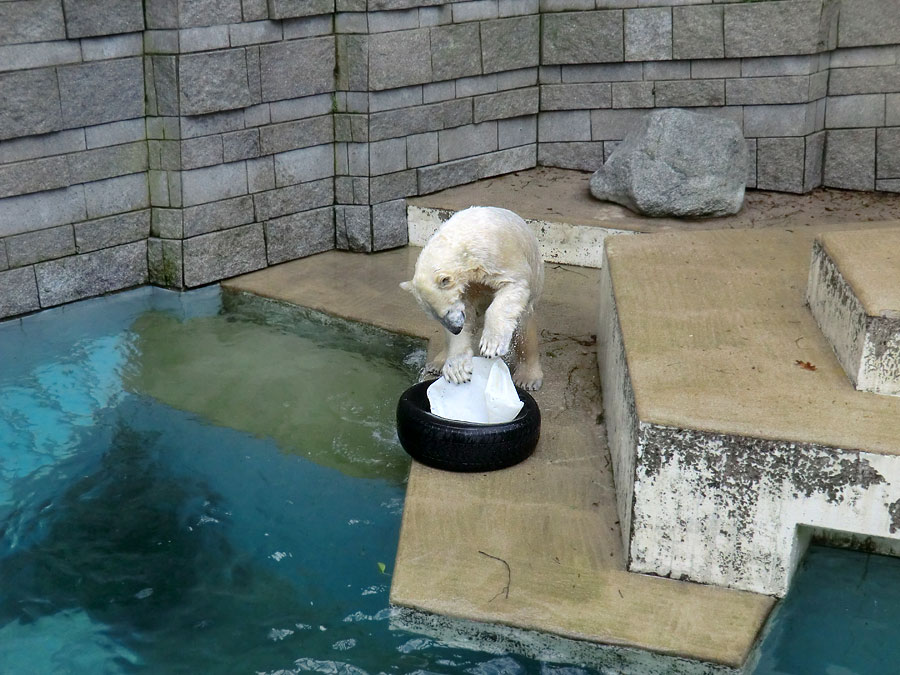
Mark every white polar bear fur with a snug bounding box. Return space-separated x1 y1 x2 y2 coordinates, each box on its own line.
400 205 544 391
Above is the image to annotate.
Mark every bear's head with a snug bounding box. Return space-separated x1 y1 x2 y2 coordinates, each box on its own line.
400 270 466 335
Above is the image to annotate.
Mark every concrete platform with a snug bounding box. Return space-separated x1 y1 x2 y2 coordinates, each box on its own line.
808 228 900 396
222 249 773 673
599 227 900 598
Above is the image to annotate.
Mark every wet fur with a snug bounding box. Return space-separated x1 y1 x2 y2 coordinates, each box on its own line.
400 206 544 391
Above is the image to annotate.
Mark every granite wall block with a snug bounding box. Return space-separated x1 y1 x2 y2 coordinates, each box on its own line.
824 128 876 190
179 50 254 115
481 15 540 74
265 206 334 264
0 68 63 140
672 5 723 60
58 57 145 128
838 0 900 49
63 0 144 39
0 267 41 317
542 10 624 65
0 0 66 46
182 223 266 287
260 37 335 102
35 240 147 307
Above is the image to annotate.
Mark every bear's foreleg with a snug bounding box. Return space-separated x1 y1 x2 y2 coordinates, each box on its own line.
512 312 543 391
441 324 475 384
423 347 445 377
480 283 530 358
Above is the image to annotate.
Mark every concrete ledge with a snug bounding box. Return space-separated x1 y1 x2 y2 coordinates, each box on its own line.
408 167 900 271
807 228 900 396
599 227 900 597
391 607 736 675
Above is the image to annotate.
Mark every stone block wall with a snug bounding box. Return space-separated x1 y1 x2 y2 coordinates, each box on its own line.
142 0 337 289
331 0 541 252
536 0 900 197
1 0 900 320
0 0 148 318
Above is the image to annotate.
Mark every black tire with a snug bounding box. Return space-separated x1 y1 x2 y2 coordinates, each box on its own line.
396 379 541 472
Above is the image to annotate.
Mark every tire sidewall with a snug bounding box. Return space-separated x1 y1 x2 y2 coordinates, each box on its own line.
396 379 541 472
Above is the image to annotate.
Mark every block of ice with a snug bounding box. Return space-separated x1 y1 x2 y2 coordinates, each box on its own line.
426 357 524 424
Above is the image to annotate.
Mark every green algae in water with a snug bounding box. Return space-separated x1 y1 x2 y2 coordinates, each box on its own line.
123 294 422 484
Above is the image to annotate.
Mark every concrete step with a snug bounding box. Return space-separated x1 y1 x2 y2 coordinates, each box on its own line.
409 167 900 598
598 225 900 598
807 228 900 397
408 202 627 268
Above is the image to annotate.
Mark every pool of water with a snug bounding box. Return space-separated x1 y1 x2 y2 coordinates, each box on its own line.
1 286 898 674
750 544 900 675
0 286 582 674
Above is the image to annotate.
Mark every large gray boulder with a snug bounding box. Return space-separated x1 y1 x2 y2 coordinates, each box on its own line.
590 108 748 218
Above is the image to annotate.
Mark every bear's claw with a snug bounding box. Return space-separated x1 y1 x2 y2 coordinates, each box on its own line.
423 360 443 377
513 374 543 391
479 331 512 359
442 353 474 384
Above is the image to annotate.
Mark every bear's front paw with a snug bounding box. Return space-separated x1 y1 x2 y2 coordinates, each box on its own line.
479 330 512 358
423 358 444 377
442 353 474 384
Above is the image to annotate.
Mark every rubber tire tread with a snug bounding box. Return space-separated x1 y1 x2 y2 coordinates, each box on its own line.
396 379 541 472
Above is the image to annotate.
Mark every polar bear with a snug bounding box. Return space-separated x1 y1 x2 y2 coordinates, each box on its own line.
400 206 544 391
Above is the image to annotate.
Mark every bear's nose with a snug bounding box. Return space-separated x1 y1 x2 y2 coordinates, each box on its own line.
441 310 465 335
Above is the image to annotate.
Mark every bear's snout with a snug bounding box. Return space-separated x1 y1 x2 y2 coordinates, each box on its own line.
441 309 465 335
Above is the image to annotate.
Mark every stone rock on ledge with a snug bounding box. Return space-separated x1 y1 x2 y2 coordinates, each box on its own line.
590 108 748 218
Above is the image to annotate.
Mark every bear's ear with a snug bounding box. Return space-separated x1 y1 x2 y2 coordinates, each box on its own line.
437 274 453 288
399 280 413 293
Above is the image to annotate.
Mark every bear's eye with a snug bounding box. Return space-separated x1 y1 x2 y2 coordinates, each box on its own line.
438 275 452 288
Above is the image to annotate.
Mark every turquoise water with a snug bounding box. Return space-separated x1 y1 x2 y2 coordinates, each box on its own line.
1 286 898 674
751 545 900 675
0 287 588 674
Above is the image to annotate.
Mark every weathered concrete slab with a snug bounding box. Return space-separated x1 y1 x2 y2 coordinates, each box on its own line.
409 167 900 235
598 226 900 598
808 227 900 397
